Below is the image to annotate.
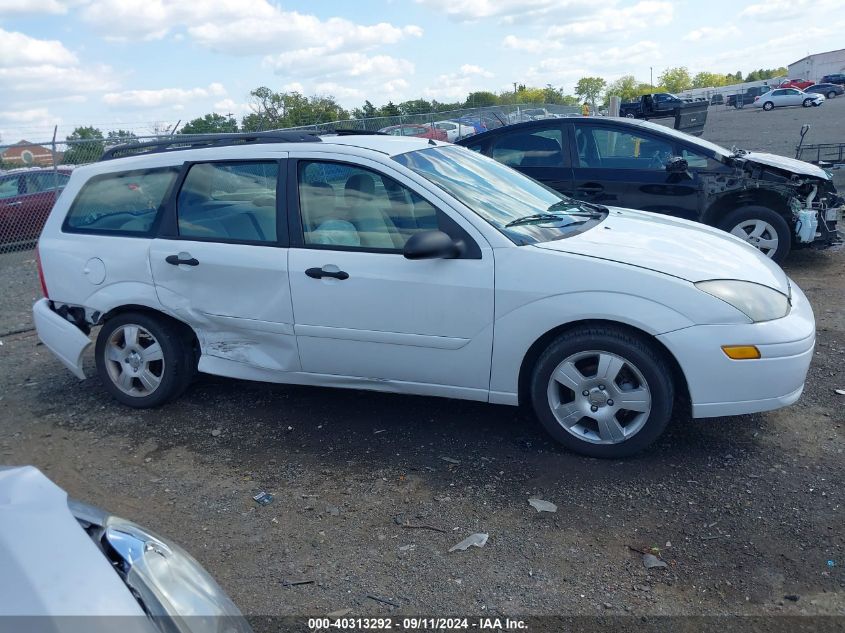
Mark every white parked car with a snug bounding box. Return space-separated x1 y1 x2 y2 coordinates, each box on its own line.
33 132 815 458
754 88 825 110
432 120 475 142
0 466 250 630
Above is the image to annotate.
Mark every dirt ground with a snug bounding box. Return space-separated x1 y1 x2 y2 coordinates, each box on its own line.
1 101 844 622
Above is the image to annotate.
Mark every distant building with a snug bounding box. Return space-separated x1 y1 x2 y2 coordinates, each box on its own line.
788 48 845 81
0 141 57 166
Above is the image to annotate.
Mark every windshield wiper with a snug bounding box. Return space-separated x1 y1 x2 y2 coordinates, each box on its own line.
506 213 584 227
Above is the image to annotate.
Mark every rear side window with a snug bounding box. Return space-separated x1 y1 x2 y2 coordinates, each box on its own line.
177 161 278 243
65 167 178 234
490 128 567 168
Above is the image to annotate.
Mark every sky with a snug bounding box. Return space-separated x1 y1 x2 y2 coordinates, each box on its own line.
1 0 843 141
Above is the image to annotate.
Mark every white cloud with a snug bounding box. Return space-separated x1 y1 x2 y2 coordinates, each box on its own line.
0 28 78 67
0 0 74 16
423 64 495 101
528 40 661 84
103 83 227 108
0 63 118 95
683 25 740 42
739 0 838 22
213 98 251 116
414 0 595 24
502 34 560 54
0 107 52 123
264 50 414 82
0 107 60 142
546 1 673 40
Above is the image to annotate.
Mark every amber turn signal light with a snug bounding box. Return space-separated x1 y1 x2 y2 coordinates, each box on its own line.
721 345 761 360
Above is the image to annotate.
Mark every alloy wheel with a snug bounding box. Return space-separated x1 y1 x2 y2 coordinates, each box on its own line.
546 350 651 446
104 323 165 396
730 219 779 258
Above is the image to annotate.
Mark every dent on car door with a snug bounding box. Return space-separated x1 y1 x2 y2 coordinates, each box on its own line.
570 123 701 219
287 156 495 396
148 158 300 373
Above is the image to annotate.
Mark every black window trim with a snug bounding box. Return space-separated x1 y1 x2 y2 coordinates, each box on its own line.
286 157 481 259
157 158 288 248
61 166 181 239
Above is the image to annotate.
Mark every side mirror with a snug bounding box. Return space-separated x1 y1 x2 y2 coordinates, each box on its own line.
403 230 460 260
665 156 689 174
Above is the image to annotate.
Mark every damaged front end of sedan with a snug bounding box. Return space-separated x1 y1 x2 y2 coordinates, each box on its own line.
701 149 843 251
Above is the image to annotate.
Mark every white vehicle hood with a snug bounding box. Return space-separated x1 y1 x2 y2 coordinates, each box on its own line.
533 208 790 293
0 466 145 616
737 151 831 180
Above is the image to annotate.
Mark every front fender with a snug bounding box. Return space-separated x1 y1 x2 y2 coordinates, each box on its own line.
488 291 695 402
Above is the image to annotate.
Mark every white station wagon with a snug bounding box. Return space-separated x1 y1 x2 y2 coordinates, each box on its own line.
33 132 815 458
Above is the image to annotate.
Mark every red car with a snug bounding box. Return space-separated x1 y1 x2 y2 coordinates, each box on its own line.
378 124 448 142
0 167 72 246
779 79 814 90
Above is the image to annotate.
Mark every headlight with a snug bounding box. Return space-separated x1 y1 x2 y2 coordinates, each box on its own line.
104 516 251 633
695 279 790 322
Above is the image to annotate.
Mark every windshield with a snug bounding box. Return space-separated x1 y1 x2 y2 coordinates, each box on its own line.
393 145 605 245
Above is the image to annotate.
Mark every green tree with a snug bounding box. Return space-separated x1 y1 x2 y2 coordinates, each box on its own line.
379 101 401 117
106 129 137 143
398 99 433 115
463 91 498 107
241 88 348 130
63 126 104 164
574 76 607 109
352 100 378 119
658 67 692 93
744 67 788 82
606 75 646 102
692 72 729 88
179 113 238 134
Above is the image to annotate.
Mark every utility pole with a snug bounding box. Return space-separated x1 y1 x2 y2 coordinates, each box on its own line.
650 67 653 87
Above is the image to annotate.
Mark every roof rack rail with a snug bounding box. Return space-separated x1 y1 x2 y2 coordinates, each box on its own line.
319 129 388 136
99 130 322 161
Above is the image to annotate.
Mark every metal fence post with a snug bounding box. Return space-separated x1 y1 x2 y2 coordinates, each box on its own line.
51 125 59 192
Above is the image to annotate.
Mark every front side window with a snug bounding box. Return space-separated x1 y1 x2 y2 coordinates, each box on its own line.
576 126 673 170
0 176 20 199
25 172 69 193
65 167 178 234
490 128 567 168
394 145 605 246
177 161 278 243
298 161 438 251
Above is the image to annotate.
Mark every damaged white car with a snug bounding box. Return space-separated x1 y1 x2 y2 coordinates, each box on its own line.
33 132 815 457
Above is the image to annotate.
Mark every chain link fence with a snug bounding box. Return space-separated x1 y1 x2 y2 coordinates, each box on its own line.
0 103 577 256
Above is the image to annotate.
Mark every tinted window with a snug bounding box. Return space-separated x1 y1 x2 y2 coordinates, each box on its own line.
177 162 278 243
298 161 438 251
490 128 566 168
576 126 673 169
0 176 20 199
65 168 178 233
25 172 69 193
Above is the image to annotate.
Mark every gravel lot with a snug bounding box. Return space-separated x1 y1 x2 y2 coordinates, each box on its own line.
1 101 844 625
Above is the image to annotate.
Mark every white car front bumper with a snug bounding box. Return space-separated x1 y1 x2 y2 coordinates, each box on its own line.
32 298 91 380
656 282 816 418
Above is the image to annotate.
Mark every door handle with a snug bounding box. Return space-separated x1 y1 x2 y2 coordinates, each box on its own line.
305 266 349 280
165 254 199 266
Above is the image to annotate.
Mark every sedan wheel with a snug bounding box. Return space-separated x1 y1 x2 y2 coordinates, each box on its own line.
546 350 651 445
763 101 774 111
803 98 813 107
729 219 780 258
828 91 837 99
530 326 674 458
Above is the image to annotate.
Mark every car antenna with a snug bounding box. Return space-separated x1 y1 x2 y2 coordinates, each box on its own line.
429 138 436 145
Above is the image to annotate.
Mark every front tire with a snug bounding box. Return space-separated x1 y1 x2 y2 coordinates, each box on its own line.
828 91 837 99
95 312 195 408
530 326 674 458
718 205 791 263
803 98 813 107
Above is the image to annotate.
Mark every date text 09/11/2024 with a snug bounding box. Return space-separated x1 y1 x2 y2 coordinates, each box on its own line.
307 617 528 630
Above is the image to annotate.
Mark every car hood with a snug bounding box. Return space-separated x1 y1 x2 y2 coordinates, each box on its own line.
533 207 790 293
0 466 145 617
736 151 831 180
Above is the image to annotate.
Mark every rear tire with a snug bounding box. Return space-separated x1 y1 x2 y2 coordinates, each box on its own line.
718 205 791 263
95 312 195 408
530 326 674 459
762 101 774 111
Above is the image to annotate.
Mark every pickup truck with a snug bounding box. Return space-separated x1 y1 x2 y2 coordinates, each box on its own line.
619 93 683 119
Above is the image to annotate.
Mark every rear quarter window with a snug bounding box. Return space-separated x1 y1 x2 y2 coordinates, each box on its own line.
63 167 179 235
